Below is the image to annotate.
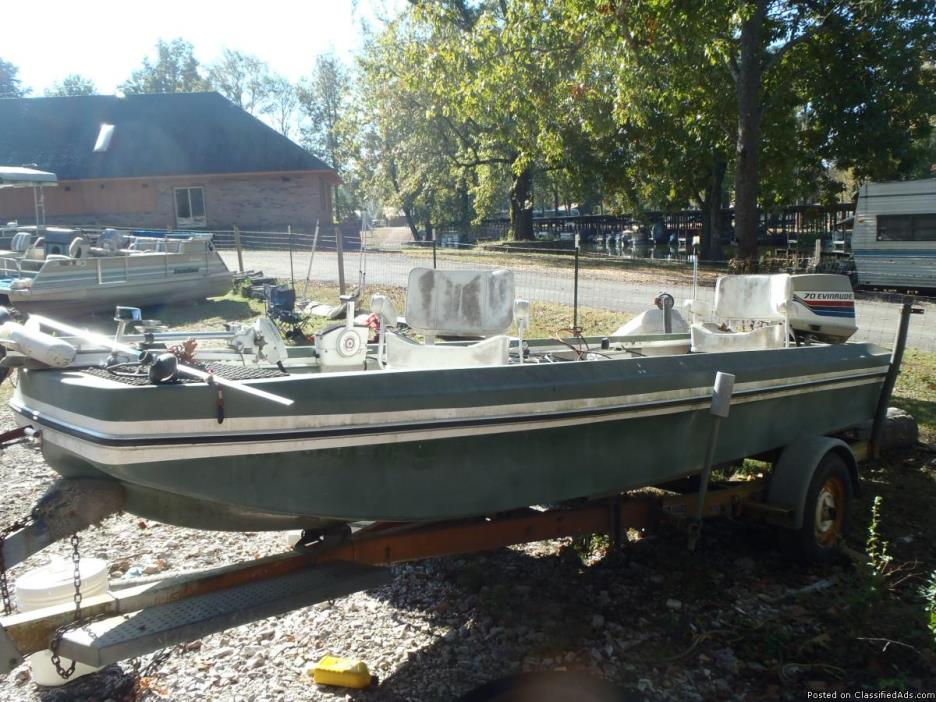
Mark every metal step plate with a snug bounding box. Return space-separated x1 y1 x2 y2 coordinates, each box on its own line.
58 561 388 667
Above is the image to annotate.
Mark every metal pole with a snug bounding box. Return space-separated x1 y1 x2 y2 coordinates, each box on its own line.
302 220 320 300
232 226 244 273
573 245 580 330
869 300 921 457
432 236 437 269
288 225 295 289
336 226 346 295
688 371 735 551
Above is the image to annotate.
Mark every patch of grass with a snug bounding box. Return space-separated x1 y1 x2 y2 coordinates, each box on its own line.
892 349 936 442
298 280 630 339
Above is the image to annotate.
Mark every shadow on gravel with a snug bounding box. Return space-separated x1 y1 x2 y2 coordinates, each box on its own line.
35 664 135 702
350 518 804 700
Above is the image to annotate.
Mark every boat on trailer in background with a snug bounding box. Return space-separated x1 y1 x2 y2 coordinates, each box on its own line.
0 267 917 678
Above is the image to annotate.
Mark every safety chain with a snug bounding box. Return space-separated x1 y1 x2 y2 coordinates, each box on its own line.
49 533 82 680
131 646 177 700
0 512 36 616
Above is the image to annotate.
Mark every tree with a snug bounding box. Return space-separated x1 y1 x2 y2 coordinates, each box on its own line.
401 0 589 240
0 58 29 98
571 0 936 262
348 19 476 241
208 49 273 114
560 2 735 258
121 39 210 94
298 54 349 169
262 75 299 138
45 74 96 97
298 54 354 218
721 0 936 260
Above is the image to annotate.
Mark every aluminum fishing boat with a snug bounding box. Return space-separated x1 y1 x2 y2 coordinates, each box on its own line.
1 269 887 532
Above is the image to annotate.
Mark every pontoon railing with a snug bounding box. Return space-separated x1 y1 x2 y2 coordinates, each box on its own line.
0 257 22 278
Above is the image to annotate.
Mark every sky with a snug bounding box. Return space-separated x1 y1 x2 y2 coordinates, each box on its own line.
2 0 405 95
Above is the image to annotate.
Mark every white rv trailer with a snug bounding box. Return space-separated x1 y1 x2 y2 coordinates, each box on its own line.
852 178 936 289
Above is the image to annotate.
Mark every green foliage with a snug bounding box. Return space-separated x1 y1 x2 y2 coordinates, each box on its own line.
120 39 210 95
206 50 297 137
209 50 269 113
866 495 894 596
792 2 936 182
353 0 597 239
0 57 29 98
44 74 96 97
298 53 355 219
923 570 936 649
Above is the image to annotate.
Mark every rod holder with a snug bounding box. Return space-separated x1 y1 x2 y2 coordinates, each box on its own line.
688 371 735 551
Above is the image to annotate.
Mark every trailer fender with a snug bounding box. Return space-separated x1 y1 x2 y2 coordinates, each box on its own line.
766 436 859 530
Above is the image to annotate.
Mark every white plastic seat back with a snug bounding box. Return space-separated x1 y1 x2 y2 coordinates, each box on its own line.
386 333 510 369
691 274 793 352
713 274 792 321
405 268 515 336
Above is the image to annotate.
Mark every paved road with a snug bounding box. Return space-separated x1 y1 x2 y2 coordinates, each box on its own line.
221 249 935 351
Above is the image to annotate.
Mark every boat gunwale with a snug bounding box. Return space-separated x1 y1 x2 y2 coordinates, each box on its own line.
12 367 888 449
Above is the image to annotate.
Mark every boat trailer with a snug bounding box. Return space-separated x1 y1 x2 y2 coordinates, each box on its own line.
0 436 864 675
0 301 920 676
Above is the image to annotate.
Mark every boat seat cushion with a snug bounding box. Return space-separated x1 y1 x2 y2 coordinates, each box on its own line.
405 268 515 337
386 332 510 369
690 322 786 353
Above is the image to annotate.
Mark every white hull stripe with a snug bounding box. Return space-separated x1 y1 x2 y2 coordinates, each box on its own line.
14 365 889 442
18 374 885 465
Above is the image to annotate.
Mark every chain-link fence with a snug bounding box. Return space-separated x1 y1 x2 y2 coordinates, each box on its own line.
210 227 934 352
30 224 930 351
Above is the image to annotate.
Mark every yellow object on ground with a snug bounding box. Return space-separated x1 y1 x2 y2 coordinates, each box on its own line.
310 655 373 689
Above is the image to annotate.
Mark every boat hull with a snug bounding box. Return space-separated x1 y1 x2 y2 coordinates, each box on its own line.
13 343 890 529
2 271 233 316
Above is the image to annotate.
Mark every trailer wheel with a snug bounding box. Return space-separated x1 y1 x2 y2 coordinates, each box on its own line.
780 452 852 563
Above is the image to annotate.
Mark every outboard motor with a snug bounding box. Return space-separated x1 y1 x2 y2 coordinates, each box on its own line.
789 274 857 344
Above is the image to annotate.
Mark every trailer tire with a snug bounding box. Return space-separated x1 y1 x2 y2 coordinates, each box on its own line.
780 452 852 563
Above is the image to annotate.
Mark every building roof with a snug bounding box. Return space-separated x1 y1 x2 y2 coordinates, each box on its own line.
0 92 334 181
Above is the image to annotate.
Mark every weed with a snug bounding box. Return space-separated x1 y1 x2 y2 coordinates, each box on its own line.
866 496 894 596
572 533 612 564
923 570 936 649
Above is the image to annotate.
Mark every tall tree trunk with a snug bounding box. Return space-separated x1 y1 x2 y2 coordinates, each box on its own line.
401 204 421 241
734 0 766 263
424 216 433 244
389 160 421 241
509 165 534 241
707 156 727 261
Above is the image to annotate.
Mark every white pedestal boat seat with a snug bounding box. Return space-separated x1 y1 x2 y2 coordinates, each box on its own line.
375 267 521 369
690 274 792 353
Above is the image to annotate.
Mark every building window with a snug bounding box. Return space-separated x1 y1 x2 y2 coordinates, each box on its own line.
174 187 206 226
877 214 936 242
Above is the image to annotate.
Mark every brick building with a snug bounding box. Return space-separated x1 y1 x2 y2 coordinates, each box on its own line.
0 93 337 232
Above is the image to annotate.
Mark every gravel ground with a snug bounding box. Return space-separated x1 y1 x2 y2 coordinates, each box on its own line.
1 402 934 701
